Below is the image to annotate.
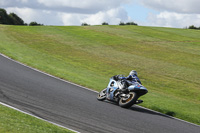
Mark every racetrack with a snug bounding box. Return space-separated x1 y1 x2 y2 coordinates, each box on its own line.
0 54 199 133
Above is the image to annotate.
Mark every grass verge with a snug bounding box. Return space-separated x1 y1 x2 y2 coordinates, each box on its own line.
0 104 74 133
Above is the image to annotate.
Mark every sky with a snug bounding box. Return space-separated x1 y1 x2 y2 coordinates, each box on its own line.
1 0 200 28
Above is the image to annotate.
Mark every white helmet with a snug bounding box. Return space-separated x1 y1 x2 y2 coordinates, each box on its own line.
129 70 137 76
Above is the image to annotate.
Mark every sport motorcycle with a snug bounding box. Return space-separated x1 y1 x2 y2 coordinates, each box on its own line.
97 75 148 108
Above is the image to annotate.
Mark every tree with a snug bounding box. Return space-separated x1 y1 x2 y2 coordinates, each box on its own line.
119 21 138 26
81 23 90 26
126 22 138 26
188 25 197 29
0 8 25 25
102 22 109 25
9 13 24 25
119 22 125 25
0 8 11 24
29 21 43 26
187 25 200 30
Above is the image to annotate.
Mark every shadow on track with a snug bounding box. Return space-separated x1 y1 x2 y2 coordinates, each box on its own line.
130 106 176 118
103 100 175 119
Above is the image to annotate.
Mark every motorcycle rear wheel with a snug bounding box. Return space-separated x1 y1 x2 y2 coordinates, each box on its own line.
97 88 107 101
119 92 138 108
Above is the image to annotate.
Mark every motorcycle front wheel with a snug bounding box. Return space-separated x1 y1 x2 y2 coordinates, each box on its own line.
119 92 138 108
97 88 107 101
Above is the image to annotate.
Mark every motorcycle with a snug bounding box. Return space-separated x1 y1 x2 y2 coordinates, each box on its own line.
97 75 148 108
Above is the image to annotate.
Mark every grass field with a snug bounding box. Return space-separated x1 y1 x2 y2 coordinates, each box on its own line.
0 24 200 128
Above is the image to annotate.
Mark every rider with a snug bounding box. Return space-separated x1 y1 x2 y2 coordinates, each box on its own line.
126 70 142 84
119 70 142 92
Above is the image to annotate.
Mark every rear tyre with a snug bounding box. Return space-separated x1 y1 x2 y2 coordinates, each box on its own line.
97 88 107 101
119 92 138 108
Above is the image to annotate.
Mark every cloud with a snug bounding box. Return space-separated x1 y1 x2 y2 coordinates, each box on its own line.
140 0 200 14
147 11 200 28
6 7 62 25
38 0 126 9
59 7 131 26
1 0 132 25
138 0 200 28
82 7 131 25
1 0 131 14
5 7 37 23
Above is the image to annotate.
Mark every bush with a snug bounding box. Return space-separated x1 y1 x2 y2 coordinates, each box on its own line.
102 22 109 25
119 21 138 26
119 22 125 26
29 21 43 26
187 25 200 30
189 25 197 29
81 23 90 26
126 22 138 26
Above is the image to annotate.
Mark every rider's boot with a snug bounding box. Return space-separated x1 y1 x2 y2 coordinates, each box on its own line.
136 100 143 104
121 81 128 93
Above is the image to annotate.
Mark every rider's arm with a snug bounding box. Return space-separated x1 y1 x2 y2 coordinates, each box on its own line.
126 75 132 80
119 76 127 80
135 76 142 84
127 75 142 84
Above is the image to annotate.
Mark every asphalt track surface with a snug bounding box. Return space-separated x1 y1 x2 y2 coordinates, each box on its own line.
0 54 199 133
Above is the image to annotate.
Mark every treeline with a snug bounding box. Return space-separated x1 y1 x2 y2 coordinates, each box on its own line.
82 21 138 26
1 8 138 27
2 8 199 29
187 25 200 30
0 8 43 26
0 8 25 25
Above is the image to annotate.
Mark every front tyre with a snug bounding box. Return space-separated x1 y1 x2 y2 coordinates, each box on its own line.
97 88 107 101
119 92 138 108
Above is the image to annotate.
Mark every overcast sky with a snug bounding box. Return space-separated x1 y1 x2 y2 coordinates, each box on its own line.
1 0 200 28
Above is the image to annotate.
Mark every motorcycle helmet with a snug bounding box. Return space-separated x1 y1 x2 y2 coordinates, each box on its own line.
129 70 137 76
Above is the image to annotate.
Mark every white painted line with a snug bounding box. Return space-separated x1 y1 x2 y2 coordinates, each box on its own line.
0 102 80 133
0 53 200 128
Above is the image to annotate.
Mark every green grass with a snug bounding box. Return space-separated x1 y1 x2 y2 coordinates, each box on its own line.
0 25 200 126
0 104 74 133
